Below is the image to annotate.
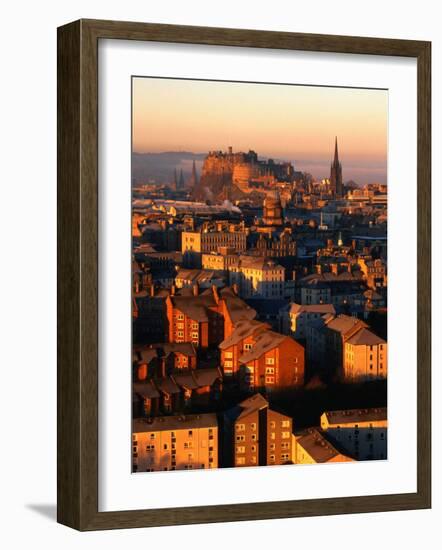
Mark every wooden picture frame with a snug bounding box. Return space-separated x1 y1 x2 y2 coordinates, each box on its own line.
57 18 431 531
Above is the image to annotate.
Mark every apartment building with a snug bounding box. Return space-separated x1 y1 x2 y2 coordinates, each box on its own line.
132 413 218 472
320 408 387 461
343 328 387 381
219 319 305 389
223 394 292 468
166 285 256 347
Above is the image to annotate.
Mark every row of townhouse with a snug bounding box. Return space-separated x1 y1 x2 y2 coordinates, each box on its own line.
133 367 223 417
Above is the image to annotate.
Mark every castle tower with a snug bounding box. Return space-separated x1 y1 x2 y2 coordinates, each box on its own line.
262 190 284 226
330 137 343 198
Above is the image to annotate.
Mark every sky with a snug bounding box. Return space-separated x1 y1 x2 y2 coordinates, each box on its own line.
132 77 388 184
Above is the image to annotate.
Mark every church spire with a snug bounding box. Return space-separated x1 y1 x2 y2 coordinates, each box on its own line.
330 136 343 198
178 169 185 189
334 136 339 164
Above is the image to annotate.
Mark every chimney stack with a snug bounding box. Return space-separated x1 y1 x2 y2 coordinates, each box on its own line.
150 285 155 297
192 283 199 297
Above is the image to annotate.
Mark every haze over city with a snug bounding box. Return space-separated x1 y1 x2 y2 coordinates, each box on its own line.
132 77 388 184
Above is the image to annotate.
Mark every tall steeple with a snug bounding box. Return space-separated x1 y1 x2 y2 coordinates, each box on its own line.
330 136 343 197
178 169 185 189
188 160 199 188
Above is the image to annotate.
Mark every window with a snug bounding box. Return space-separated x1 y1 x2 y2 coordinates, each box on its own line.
150 433 156 439
251 434 257 441
236 446 245 454
282 432 290 439
269 443 275 451
177 314 184 320
188 430 193 437
236 435 245 442
146 444 155 451
281 453 290 461
236 423 245 431
269 454 275 462
281 420 290 428
244 343 252 351
236 457 246 465
266 357 275 365
281 442 290 450
250 423 256 431
225 351 233 359
191 332 199 339
265 367 275 374
163 444 168 450
270 421 276 429
265 376 275 384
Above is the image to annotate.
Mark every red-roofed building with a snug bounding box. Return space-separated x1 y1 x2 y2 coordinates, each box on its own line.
166 285 256 348
220 321 304 390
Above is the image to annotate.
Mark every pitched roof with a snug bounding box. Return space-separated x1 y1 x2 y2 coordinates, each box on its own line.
236 393 269 420
346 328 386 346
323 407 387 425
239 331 289 363
220 287 257 325
296 428 350 463
219 319 269 349
170 295 212 322
172 372 199 391
156 377 180 395
133 381 160 400
192 367 222 387
325 314 367 335
160 342 197 357
133 413 218 433
289 303 336 316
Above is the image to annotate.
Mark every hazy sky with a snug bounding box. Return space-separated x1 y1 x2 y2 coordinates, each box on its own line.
132 77 388 184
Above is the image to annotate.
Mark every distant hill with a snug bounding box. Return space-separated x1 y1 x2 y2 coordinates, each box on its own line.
132 151 205 185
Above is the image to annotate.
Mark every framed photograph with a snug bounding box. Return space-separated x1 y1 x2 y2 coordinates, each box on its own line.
57 19 431 530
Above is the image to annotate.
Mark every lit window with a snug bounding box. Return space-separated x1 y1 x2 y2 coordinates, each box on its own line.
266 357 275 365
282 432 290 439
236 424 245 431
